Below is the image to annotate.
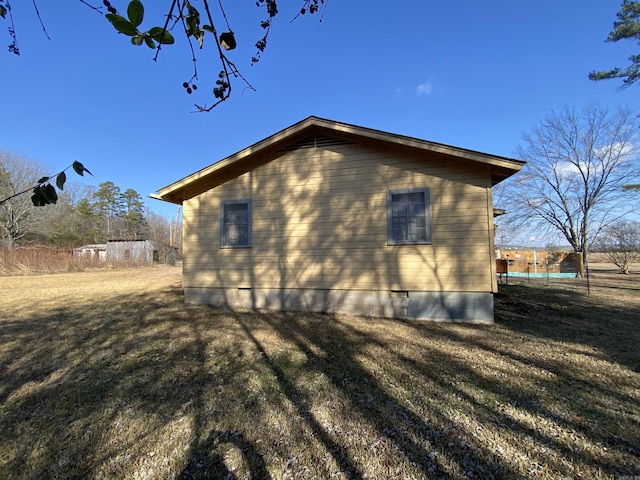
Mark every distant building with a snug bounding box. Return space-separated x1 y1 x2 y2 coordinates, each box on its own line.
106 239 161 264
496 248 582 277
73 244 106 261
73 240 177 265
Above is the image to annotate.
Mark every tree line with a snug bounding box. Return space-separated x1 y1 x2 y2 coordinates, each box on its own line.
494 104 640 275
0 149 179 249
2 1 640 270
494 0 640 276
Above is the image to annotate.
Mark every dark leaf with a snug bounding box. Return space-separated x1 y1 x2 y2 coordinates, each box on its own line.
195 31 204 48
203 24 214 33
56 171 66 191
127 0 144 27
150 28 175 45
131 35 144 45
0 6 7 19
187 4 200 18
72 161 93 177
144 37 156 49
37 176 50 184
31 188 45 207
43 184 58 204
105 13 139 36
220 32 236 50
186 17 199 36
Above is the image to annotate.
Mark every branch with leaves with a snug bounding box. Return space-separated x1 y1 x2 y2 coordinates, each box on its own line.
589 0 640 88
0 0 19 54
0 161 93 207
2 0 326 111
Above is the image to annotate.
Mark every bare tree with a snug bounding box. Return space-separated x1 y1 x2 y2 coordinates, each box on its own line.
145 210 171 245
595 220 640 273
0 150 47 247
498 104 640 275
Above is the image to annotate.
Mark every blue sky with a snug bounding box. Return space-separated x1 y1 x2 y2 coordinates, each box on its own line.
0 1 635 219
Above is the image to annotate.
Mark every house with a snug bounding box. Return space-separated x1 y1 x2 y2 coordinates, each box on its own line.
153 117 524 322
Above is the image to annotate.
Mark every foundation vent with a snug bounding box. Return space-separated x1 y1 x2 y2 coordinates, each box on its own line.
390 290 409 298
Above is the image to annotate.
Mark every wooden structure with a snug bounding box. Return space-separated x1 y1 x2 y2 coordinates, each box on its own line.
73 240 177 265
154 116 524 322
73 244 106 261
497 249 582 276
496 258 509 284
106 239 158 264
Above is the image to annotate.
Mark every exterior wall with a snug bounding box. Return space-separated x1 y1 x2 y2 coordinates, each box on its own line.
497 249 581 276
106 240 159 264
185 287 494 323
183 141 496 321
73 244 106 261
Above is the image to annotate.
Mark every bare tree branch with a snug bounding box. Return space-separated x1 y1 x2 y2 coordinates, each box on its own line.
31 0 51 40
497 104 640 272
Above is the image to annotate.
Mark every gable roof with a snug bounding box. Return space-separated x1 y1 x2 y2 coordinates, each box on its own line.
153 116 525 205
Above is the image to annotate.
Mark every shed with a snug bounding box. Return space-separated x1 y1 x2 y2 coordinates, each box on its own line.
153 116 524 322
106 239 160 264
73 244 106 261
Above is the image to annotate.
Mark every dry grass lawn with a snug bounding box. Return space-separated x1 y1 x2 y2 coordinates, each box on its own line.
0 266 639 479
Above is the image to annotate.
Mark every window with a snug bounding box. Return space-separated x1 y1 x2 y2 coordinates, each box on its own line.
387 188 431 245
220 199 252 248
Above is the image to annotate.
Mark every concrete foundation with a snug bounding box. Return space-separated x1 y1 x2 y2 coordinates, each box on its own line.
184 287 494 323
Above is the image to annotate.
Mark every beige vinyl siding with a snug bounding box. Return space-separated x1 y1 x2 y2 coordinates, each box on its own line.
183 141 494 293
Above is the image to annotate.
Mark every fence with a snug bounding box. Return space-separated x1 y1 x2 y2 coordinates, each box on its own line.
496 250 584 287
0 247 92 275
499 250 581 272
1 244 179 275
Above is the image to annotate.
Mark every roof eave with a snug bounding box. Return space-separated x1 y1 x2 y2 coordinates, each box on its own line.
154 116 525 203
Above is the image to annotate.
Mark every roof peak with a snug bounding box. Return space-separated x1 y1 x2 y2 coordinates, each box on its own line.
154 116 524 205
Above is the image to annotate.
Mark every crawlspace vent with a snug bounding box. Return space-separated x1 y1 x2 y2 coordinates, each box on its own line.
278 134 355 152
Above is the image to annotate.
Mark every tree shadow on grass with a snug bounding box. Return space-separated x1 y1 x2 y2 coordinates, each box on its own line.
0 286 267 479
232 308 640 478
178 430 270 480
494 283 640 372
2 282 639 479
235 311 516 478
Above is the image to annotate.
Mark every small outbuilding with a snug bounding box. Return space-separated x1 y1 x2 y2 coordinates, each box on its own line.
73 244 106 261
73 240 178 265
154 116 524 322
106 239 161 264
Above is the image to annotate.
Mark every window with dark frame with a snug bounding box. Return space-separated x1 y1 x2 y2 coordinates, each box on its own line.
387 188 431 245
220 199 252 248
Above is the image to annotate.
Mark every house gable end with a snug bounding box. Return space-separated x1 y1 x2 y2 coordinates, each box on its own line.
182 131 359 201
155 116 524 204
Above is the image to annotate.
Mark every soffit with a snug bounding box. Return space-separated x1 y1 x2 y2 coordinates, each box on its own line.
154 116 525 204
